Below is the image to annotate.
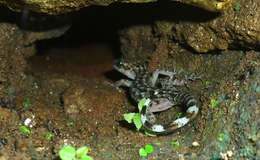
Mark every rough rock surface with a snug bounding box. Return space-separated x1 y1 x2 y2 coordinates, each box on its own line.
0 11 70 108
0 0 155 15
0 0 231 15
120 0 260 55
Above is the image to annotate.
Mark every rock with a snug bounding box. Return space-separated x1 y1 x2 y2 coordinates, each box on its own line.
192 141 200 147
0 0 231 15
0 0 155 15
120 0 260 54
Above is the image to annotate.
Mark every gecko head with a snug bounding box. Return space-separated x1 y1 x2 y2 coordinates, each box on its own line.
113 60 136 80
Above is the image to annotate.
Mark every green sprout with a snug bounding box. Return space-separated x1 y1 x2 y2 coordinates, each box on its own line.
139 144 154 157
234 3 241 11
124 98 156 136
66 122 74 127
244 87 249 94
210 99 217 107
19 125 30 135
154 142 161 146
144 130 156 137
59 146 93 160
182 135 187 140
171 141 180 147
176 112 183 119
124 112 142 131
218 133 225 141
22 98 31 108
45 133 52 140
205 80 211 86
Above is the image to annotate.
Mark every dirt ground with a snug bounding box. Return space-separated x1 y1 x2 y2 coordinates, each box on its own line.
0 43 259 160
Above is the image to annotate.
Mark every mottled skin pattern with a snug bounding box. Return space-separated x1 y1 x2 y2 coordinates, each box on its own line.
114 60 199 134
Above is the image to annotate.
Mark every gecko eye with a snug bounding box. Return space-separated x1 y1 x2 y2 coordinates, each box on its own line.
113 60 122 68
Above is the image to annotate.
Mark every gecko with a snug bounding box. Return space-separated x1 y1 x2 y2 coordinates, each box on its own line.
113 60 199 134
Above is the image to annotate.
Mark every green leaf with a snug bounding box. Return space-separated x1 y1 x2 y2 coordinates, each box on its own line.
154 142 161 146
205 80 211 86
76 146 88 158
45 133 52 140
218 133 225 141
139 148 147 157
176 112 183 119
171 141 180 147
234 3 241 11
138 98 147 112
19 126 30 135
26 98 31 103
133 113 142 131
144 144 153 154
59 146 76 160
123 113 135 123
210 99 217 107
144 130 156 137
66 122 74 127
80 155 93 160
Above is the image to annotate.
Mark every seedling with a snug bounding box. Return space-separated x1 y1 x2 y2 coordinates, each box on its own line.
66 122 74 127
210 99 217 107
45 133 52 140
244 87 249 94
123 98 146 131
154 142 161 146
218 133 225 141
22 98 31 108
123 98 156 136
19 125 30 135
234 3 241 11
139 144 154 157
171 141 180 147
205 80 211 86
59 146 93 160
176 112 183 119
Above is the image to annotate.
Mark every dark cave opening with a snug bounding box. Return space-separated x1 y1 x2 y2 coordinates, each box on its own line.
0 0 218 80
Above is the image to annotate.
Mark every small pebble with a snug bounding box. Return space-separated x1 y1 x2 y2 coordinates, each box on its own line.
192 141 200 147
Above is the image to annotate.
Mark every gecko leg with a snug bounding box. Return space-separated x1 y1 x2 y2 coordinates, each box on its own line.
113 79 133 90
151 69 177 86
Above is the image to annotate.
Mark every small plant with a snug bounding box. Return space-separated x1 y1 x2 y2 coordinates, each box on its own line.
176 112 183 119
218 133 225 141
171 141 180 147
205 80 211 86
45 132 52 140
234 3 241 11
59 146 93 160
244 87 249 94
66 122 74 127
22 98 31 108
19 125 30 135
139 144 154 157
123 98 156 136
154 142 161 146
210 99 217 107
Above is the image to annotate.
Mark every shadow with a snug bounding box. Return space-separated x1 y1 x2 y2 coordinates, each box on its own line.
118 120 137 131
